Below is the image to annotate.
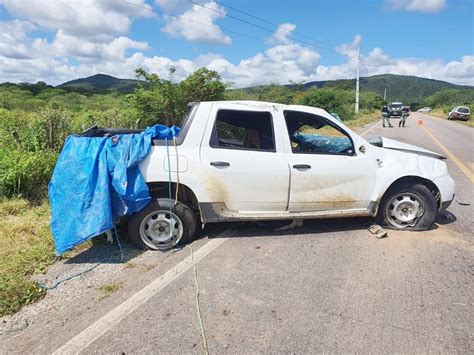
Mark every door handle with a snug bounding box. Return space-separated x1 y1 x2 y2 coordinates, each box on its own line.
210 161 230 167
293 164 311 170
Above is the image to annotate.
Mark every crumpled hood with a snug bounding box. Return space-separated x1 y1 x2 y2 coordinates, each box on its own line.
368 136 446 160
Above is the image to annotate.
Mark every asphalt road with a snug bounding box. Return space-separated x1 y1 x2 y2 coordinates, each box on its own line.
1 113 473 354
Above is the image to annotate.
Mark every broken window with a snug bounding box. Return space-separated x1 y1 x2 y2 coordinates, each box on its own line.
210 110 275 152
284 110 354 155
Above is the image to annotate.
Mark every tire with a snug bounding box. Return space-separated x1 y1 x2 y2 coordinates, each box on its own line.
376 182 437 231
128 198 197 250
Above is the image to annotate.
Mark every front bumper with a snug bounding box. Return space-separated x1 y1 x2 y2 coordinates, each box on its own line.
439 197 454 213
433 175 456 211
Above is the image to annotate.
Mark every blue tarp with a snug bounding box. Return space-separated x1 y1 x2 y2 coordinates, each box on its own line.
49 125 180 255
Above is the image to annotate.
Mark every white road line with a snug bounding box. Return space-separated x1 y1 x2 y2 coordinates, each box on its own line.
360 121 379 137
53 236 230 355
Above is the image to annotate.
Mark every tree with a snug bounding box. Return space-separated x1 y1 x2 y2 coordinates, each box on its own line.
127 67 226 127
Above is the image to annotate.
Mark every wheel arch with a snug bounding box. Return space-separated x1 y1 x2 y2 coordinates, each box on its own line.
147 181 201 221
378 175 441 212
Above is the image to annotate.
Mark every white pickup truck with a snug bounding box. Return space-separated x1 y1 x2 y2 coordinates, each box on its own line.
129 101 455 250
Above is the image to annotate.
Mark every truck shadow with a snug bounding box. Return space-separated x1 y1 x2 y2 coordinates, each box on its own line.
63 210 457 265
63 235 141 265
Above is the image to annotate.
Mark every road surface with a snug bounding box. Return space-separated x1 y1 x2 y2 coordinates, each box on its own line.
1 113 472 354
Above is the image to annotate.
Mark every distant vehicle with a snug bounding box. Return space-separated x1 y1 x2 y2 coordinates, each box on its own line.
447 106 470 121
388 102 403 117
417 107 431 112
330 112 343 121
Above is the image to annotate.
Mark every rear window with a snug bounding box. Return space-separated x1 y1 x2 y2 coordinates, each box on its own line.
458 107 470 113
391 104 402 108
210 110 275 152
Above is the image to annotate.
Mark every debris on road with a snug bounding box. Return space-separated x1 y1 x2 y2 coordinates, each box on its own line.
457 201 470 206
274 219 304 231
368 224 388 239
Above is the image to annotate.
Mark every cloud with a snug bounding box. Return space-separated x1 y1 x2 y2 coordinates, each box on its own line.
0 17 472 88
386 0 446 12
0 20 37 59
159 1 231 44
336 34 362 57
266 23 297 45
0 0 153 39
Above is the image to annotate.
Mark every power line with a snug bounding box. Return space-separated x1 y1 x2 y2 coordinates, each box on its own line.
188 0 342 56
213 0 337 50
123 0 264 42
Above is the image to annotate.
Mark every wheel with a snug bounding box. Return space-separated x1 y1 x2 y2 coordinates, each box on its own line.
376 182 437 231
128 198 197 250
447 114 452 120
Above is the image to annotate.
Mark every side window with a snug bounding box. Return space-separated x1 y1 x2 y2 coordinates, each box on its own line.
284 110 354 155
210 109 275 152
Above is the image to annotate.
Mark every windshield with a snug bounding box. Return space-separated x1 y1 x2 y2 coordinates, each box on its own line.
391 104 402 108
458 107 469 113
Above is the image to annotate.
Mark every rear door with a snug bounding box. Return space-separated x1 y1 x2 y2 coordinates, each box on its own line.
200 104 290 212
282 109 376 212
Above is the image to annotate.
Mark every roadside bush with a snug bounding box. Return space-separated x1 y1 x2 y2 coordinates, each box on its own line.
0 149 57 200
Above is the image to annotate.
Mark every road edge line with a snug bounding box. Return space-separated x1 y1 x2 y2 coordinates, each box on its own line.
421 125 474 183
52 236 229 355
360 121 379 137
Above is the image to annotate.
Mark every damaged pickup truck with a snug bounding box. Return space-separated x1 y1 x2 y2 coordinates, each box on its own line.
129 101 455 250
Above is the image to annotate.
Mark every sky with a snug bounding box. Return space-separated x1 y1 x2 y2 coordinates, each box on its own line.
0 0 473 87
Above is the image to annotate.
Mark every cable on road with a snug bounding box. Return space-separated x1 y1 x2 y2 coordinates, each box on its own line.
38 228 124 290
188 245 209 355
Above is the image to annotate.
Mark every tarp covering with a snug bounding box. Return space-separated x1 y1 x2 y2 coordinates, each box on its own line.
49 124 180 255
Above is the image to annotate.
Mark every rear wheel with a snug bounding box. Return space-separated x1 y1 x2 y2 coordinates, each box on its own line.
128 198 197 250
376 182 437 231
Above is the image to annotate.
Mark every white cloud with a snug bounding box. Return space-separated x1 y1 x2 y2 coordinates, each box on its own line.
0 14 472 88
266 23 297 45
0 0 153 39
387 0 446 12
0 20 37 59
336 34 362 57
160 1 231 44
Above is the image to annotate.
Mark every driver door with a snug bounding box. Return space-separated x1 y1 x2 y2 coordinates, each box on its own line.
283 110 376 212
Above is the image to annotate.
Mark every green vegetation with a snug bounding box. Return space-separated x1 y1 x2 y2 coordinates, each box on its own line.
305 74 474 105
0 68 472 316
0 199 55 316
99 282 122 300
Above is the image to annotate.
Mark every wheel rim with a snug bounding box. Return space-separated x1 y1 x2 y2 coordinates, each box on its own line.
139 209 184 250
385 192 424 229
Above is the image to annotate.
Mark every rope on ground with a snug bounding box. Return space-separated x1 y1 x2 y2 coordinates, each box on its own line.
39 227 124 290
187 245 209 355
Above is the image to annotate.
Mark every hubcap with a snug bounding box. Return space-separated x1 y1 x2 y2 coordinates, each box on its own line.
139 210 183 250
386 192 424 228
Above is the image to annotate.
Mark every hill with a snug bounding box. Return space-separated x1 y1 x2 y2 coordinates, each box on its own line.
57 74 141 93
304 74 473 104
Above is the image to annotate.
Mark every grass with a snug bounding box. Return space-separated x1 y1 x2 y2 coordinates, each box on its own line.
99 282 122 300
345 110 381 129
0 198 57 316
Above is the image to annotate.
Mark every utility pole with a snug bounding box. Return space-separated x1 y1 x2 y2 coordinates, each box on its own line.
383 86 387 101
355 46 360 114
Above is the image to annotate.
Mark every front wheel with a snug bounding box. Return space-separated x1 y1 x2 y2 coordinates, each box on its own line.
376 183 437 231
128 198 197 250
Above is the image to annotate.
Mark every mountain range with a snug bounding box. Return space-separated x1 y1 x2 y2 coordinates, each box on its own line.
43 73 474 103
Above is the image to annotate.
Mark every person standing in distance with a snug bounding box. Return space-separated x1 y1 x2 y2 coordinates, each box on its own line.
382 104 392 128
